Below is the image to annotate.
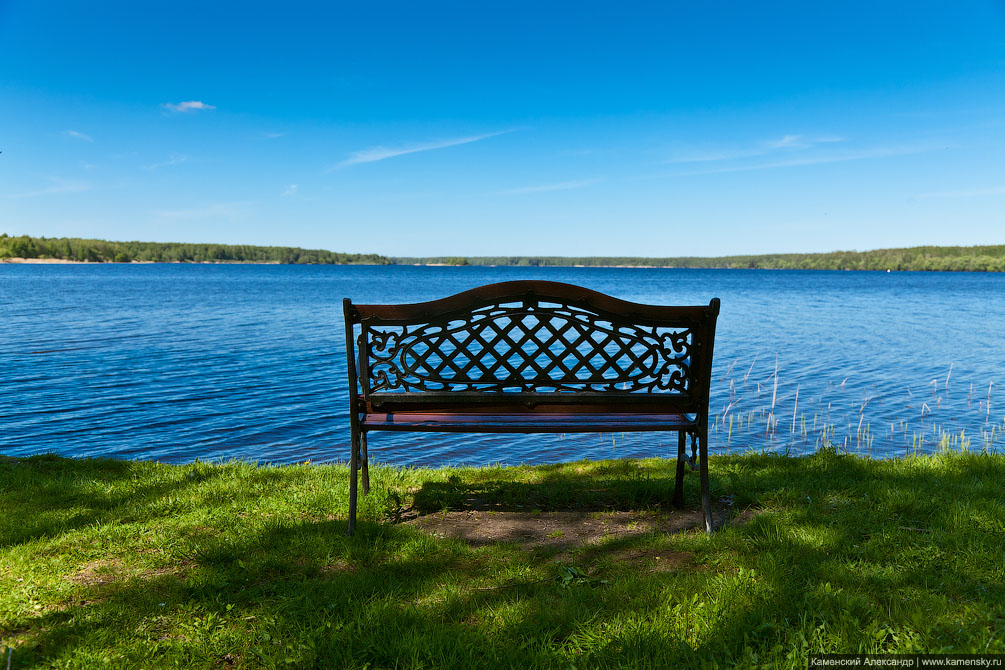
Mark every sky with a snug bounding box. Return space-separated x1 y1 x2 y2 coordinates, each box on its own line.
1 1 1004 257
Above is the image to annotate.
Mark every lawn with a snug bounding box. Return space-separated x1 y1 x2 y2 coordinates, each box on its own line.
1 448 1003 668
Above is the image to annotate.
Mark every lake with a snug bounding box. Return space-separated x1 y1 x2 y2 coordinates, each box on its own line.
2 264 1003 466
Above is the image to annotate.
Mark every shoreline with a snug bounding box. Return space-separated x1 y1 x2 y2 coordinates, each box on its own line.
4 234 1004 272
1 258 667 268
2 257 286 265
0 257 999 273
2 257 91 264
1 259 783 269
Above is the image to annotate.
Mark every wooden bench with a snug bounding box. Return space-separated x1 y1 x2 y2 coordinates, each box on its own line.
342 281 720 535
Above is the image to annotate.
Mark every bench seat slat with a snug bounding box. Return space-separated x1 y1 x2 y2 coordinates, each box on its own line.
362 412 696 433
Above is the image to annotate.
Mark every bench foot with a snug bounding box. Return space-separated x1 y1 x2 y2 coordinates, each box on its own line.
348 428 360 536
361 432 370 496
673 431 687 507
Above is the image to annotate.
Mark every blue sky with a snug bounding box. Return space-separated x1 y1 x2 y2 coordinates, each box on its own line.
2 1 1004 257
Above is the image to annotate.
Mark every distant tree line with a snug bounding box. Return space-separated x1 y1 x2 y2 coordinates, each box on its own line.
0 234 390 265
396 245 1005 272
5 234 1004 271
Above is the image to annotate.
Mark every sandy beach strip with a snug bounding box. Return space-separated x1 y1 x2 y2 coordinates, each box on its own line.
1 257 89 264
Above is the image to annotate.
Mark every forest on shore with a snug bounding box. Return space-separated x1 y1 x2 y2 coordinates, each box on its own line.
397 245 1005 271
3 234 1005 271
0 234 390 264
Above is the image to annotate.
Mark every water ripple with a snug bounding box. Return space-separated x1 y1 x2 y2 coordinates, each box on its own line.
2 264 1003 465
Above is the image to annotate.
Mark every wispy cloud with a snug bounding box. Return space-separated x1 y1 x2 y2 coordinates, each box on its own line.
263 132 286 139
282 184 298 196
162 100 216 113
329 129 515 170
146 153 189 170
8 177 91 199
917 185 1005 199
666 134 844 164
497 178 603 195
153 202 252 220
765 134 804 149
664 144 944 177
63 130 94 142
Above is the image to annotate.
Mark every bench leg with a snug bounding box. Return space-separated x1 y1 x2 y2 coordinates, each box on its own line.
698 430 713 534
361 432 370 496
673 431 687 507
348 426 360 536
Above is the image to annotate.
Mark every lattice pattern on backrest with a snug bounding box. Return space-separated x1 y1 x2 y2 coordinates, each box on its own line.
358 300 693 395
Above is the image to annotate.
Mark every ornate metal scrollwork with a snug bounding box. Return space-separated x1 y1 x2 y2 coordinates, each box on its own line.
360 300 693 395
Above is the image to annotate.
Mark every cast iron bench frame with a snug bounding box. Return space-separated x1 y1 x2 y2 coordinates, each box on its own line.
343 280 720 535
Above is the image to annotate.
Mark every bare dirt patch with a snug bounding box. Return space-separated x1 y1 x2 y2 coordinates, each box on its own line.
69 558 191 588
69 559 123 586
142 561 191 580
320 559 357 575
406 503 744 550
602 547 697 573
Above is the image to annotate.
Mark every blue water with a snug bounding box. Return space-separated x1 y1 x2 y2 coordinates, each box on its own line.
2 264 1004 465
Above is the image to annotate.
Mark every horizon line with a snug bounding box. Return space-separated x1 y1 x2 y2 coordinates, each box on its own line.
2 232 1004 261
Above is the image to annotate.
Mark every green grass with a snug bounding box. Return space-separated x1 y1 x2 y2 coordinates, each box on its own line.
1 449 1003 668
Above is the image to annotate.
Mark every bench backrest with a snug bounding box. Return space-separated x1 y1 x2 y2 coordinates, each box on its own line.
344 281 719 415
